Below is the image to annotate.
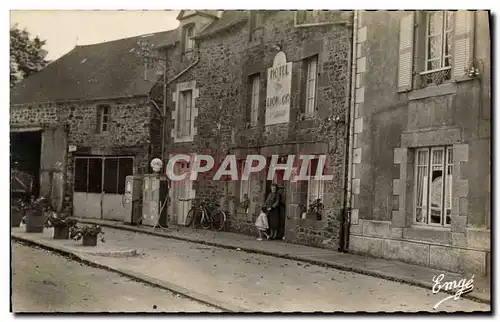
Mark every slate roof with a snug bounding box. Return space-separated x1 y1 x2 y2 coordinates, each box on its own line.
195 10 248 39
10 29 178 105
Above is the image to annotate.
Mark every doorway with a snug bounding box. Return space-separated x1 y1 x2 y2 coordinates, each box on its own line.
10 131 42 198
72 156 134 220
265 157 286 239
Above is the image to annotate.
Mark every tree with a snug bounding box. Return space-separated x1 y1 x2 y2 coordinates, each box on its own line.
10 24 49 87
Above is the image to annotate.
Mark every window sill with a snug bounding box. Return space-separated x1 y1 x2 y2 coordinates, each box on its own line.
408 82 457 101
173 136 194 143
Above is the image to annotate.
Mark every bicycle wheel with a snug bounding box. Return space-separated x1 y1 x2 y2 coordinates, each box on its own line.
185 207 196 227
200 207 212 230
211 209 227 231
193 207 204 229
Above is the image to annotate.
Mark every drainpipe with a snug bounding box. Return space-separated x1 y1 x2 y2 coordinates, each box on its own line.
339 10 358 252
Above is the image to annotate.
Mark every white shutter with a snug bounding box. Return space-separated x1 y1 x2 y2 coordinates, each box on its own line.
398 12 415 92
452 11 475 78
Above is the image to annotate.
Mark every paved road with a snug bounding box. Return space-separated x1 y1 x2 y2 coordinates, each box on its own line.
84 228 491 313
11 242 220 313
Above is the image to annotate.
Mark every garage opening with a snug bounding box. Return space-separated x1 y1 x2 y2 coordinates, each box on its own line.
10 131 42 198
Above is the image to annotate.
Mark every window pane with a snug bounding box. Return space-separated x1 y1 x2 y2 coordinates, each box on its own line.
427 36 442 63
445 11 454 31
417 150 429 166
87 158 103 193
74 158 88 193
429 167 443 224
177 92 184 136
103 158 119 194
445 147 453 225
415 150 429 223
117 158 134 194
428 11 443 35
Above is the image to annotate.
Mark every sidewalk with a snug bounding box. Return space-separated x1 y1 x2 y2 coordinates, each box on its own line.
71 217 490 304
12 224 490 312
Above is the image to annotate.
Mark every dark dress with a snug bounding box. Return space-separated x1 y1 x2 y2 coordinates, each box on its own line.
264 191 281 234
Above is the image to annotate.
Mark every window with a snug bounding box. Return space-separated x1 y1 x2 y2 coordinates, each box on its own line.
249 11 263 41
249 74 260 126
297 156 325 219
295 10 344 26
424 11 454 73
414 147 453 226
183 25 195 53
307 157 325 206
239 160 251 202
398 10 474 91
177 90 193 138
305 56 318 116
96 105 110 133
74 156 134 194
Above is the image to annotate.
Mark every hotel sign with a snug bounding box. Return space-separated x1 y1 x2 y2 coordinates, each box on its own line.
265 51 292 125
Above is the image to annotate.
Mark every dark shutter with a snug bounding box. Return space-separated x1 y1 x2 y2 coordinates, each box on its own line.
398 12 415 92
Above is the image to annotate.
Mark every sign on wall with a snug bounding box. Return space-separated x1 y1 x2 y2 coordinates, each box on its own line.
265 51 292 126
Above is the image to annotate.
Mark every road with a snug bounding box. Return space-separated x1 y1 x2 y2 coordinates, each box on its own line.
11 228 491 313
11 242 220 313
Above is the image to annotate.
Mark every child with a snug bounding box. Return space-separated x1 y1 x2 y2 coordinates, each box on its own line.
255 207 269 241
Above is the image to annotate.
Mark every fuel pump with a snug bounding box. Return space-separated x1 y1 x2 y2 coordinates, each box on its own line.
142 158 169 227
123 175 143 225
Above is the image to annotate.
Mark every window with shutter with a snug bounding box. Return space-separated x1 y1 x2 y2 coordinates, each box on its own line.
398 12 414 92
419 11 454 86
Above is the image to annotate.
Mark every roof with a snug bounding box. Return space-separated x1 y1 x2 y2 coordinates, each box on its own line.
176 10 220 20
10 29 178 105
195 10 248 39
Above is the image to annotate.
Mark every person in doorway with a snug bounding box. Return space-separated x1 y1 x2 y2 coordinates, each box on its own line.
264 183 281 239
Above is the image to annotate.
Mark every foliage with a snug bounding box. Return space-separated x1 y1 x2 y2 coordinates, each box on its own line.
70 224 105 243
22 196 52 216
45 213 77 228
10 24 49 87
308 198 324 214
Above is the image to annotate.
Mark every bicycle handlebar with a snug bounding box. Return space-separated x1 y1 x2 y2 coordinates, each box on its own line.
178 198 220 207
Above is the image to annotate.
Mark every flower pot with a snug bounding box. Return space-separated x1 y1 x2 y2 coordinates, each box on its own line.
25 211 45 233
11 208 24 227
82 235 98 246
53 226 70 239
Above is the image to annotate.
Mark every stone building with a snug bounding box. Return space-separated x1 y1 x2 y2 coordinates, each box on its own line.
347 10 491 276
160 10 354 248
10 30 176 219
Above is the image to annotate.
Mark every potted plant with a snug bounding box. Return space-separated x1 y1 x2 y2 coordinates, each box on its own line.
45 213 77 239
70 224 105 246
24 196 51 233
10 197 26 227
307 198 324 221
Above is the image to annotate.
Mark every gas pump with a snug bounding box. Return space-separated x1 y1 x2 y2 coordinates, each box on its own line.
123 175 143 225
142 158 169 227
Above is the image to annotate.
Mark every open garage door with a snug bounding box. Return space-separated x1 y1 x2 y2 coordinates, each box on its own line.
73 156 134 220
40 126 68 212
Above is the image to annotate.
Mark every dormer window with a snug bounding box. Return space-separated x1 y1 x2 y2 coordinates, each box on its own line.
183 24 195 53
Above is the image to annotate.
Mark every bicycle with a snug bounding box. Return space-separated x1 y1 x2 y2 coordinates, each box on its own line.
180 197 227 231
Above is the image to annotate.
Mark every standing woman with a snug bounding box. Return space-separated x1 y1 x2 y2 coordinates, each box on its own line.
264 183 281 239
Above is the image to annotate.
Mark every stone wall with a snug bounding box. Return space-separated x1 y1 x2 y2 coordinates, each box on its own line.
10 97 154 214
163 11 353 249
349 11 491 275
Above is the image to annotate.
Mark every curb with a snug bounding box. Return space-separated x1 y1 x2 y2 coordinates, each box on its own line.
75 218 491 305
11 235 248 313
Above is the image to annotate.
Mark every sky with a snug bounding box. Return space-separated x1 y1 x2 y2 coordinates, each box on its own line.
10 10 180 60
